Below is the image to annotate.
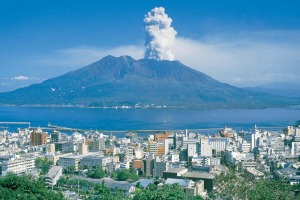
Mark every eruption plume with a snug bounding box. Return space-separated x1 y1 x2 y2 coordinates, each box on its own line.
144 7 177 60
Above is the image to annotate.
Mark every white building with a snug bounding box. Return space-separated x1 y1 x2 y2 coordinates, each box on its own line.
291 142 300 155
1 156 35 176
187 143 199 157
44 166 63 186
199 137 212 157
208 138 227 153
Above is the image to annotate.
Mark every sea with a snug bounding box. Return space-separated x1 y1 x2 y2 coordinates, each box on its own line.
0 106 299 137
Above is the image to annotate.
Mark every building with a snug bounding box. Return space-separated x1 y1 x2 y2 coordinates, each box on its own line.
154 157 171 178
208 138 227 154
80 156 115 169
199 137 212 157
158 178 206 197
89 138 105 152
154 132 170 142
188 143 199 157
132 159 144 174
44 166 63 186
78 140 88 155
291 142 300 155
30 129 47 146
2 156 35 176
134 149 144 159
145 153 154 177
239 141 250 153
58 154 84 170
45 153 73 165
55 141 74 153
46 143 55 153
163 167 215 192
100 178 135 195
51 131 61 142
149 141 157 155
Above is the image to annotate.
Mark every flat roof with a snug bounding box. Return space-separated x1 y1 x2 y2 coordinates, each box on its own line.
164 168 187 173
45 166 62 178
182 171 215 179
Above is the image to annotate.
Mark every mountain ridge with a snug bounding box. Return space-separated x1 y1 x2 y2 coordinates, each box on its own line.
0 55 299 109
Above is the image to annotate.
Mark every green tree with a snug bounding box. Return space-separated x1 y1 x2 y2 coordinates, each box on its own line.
0 173 64 199
87 167 105 179
35 157 53 175
133 183 186 200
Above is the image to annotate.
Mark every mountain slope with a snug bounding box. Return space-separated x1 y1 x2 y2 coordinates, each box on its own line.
0 55 299 108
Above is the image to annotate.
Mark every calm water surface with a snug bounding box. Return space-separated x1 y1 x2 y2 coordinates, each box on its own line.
0 106 299 133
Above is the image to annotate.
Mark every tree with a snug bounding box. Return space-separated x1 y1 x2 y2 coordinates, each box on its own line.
35 157 53 175
117 170 130 181
87 167 105 179
0 173 64 199
133 183 186 200
64 166 75 175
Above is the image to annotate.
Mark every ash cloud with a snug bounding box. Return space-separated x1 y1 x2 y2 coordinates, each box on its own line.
144 7 177 61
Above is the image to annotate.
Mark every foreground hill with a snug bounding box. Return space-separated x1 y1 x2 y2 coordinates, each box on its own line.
0 55 299 108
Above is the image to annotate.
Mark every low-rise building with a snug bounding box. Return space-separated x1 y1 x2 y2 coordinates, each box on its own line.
44 166 63 186
1 156 35 176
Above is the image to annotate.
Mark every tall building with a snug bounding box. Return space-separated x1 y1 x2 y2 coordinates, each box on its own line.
30 129 47 146
46 143 55 153
79 140 88 155
51 131 61 142
154 132 170 142
208 138 227 154
154 156 171 178
188 143 199 157
145 153 154 177
199 137 212 157
89 138 105 152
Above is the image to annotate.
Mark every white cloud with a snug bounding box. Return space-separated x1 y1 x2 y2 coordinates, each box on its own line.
11 76 29 81
171 31 300 86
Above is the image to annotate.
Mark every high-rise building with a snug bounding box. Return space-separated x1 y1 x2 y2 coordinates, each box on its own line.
199 137 212 157
89 138 105 152
46 143 55 153
51 131 61 142
154 156 171 178
145 153 154 177
30 129 47 146
188 143 199 157
78 140 88 155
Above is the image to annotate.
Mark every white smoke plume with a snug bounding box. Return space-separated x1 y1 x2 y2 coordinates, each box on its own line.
144 7 177 60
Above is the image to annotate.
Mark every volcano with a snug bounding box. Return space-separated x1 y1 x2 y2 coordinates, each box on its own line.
0 55 299 108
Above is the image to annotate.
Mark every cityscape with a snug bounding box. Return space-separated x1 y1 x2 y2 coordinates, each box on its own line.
1 122 300 199
1 1 300 199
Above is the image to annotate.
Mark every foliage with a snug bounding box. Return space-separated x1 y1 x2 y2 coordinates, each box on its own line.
94 181 127 200
210 170 297 200
63 166 75 175
35 157 53 175
111 168 139 182
87 167 105 179
133 183 186 200
0 173 64 200
57 177 95 188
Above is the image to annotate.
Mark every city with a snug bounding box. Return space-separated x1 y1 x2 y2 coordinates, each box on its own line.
1 121 300 199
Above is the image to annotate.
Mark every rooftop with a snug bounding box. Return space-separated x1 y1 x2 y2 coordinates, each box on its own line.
183 171 215 179
45 166 62 179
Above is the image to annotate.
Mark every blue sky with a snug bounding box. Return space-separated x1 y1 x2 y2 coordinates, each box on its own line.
1 0 300 92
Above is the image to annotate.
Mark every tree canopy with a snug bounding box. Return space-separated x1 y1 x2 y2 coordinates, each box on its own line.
0 173 64 200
